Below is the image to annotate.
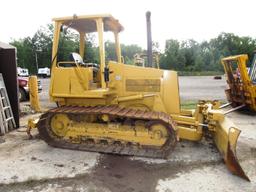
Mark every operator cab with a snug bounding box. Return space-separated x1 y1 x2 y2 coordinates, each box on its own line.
50 14 124 93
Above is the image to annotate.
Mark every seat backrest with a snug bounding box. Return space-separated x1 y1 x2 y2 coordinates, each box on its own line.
69 52 84 64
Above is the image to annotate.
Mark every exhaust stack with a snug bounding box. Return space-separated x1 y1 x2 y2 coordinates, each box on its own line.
146 11 154 68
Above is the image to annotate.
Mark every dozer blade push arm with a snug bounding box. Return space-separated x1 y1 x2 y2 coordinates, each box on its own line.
174 101 249 181
201 101 250 181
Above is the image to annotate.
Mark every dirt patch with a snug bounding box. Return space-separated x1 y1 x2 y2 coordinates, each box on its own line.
90 155 182 192
0 153 223 192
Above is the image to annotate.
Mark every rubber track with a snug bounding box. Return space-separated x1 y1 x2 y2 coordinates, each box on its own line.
37 105 177 159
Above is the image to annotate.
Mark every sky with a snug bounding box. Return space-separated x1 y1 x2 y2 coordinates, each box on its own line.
1 0 256 50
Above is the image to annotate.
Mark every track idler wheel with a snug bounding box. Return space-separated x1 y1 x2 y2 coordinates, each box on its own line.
50 114 69 137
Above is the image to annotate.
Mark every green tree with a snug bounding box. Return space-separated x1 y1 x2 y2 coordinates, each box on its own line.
11 24 256 75
160 39 186 70
121 44 143 64
11 37 35 73
105 41 117 61
160 33 256 72
10 24 99 73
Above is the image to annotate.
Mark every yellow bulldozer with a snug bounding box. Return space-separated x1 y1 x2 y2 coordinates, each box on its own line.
221 54 256 111
35 12 249 181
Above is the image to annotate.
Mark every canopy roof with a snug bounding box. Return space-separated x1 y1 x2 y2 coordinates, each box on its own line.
53 14 124 33
0 42 15 50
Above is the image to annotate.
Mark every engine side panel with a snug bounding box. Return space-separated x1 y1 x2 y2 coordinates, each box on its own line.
108 62 180 114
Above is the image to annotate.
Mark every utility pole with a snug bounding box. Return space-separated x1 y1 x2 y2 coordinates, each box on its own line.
35 49 42 75
35 52 38 74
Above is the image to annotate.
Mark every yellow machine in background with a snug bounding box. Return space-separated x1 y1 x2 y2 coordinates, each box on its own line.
133 52 160 68
221 54 256 111
36 12 249 180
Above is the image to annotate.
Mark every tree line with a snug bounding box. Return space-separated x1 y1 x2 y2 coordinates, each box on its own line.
160 34 256 72
10 24 256 74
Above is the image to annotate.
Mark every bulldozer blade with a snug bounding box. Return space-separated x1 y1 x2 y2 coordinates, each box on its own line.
213 117 250 181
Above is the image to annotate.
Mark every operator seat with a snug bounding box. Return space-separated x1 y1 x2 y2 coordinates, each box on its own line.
69 52 99 68
69 52 99 82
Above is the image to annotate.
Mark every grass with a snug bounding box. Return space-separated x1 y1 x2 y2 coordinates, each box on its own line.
180 101 197 109
180 100 227 110
178 71 223 76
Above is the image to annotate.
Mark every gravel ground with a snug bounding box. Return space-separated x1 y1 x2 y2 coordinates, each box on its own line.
1 76 255 192
178 75 227 101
